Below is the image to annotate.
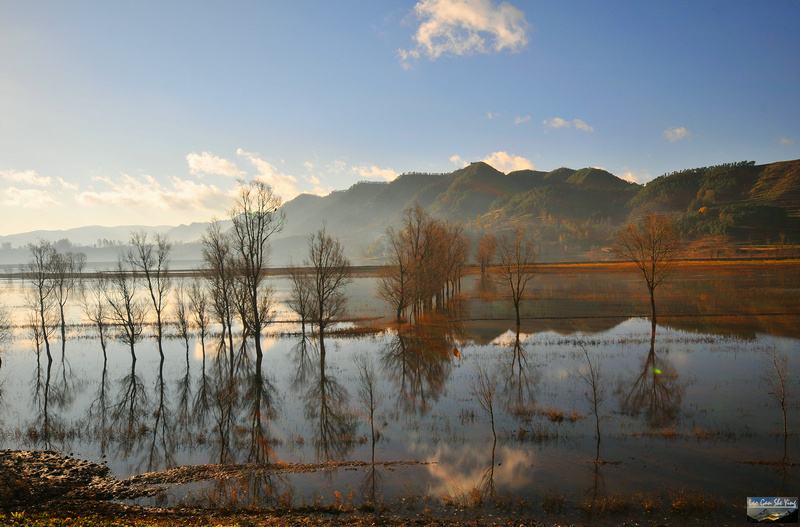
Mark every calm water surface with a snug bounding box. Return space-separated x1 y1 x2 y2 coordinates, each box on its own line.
0 263 797 518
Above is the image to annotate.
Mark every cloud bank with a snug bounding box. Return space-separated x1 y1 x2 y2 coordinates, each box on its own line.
1 169 53 187
77 173 228 212
186 151 244 178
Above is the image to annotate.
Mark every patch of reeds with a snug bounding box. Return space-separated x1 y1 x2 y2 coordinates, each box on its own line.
668 487 721 518
630 427 682 439
541 489 567 515
580 492 632 516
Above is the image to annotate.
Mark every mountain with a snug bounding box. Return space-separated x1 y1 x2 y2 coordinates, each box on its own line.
1 159 798 266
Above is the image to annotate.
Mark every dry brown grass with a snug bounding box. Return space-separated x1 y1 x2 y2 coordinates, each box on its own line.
541 489 567 515
580 493 632 516
669 488 721 518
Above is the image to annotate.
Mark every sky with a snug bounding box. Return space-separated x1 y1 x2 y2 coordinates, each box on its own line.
1 0 799 236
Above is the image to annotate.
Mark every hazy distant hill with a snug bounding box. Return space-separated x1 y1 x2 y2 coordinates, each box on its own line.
1 158 798 266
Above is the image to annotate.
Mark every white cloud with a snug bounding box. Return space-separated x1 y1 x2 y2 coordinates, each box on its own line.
618 172 640 184
57 177 79 191
450 154 468 168
186 151 244 178
76 173 228 211
2 187 61 208
481 151 534 172
573 119 594 132
663 126 690 142
514 115 531 125
780 137 794 145
486 111 497 119
543 117 570 129
236 148 300 201
543 117 593 131
352 165 399 182
328 160 347 173
303 174 331 195
1 169 52 187
303 161 314 171
398 0 530 67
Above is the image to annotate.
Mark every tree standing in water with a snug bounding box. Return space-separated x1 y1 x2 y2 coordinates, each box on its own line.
494 227 537 328
476 233 497 275
305 226 351 358
202 219 237 357
127 232 171 359
229 180 283 358
613 211 679 329
25 241 57 361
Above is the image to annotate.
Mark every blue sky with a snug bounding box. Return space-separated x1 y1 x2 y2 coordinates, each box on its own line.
1 0 798 235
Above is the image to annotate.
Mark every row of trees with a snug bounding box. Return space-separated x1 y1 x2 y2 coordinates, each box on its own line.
11 179 679 367
378 205 470 322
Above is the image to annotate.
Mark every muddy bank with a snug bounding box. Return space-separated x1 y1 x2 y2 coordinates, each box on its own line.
1 450 434 503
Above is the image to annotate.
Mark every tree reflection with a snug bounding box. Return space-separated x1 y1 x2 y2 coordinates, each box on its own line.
111 355 148 459
380 318 458 416
355 352 384 505
87 355 111 457
615 328 685 428
500 327 539 416
303 335 356 461
191 338 217 431
478 438 497 501
30 357 56 449
145 357 175 473
289 333 316 387
242 348 277 464
209 339 240 465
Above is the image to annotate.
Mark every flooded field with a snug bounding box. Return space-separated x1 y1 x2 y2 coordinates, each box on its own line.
0 261 798 521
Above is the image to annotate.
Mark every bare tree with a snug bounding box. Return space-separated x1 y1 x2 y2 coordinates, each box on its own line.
378 205 469 322
188 278 210 360
229 180 284 358
476 233 498 275
51 250 86 352
354 352 384 460
305 226 352 357
761 344 793 462
494 228 537 328
286 263 314 334
578 347 607 462
378 226 413 322
104 259 148 361
127 231 171 359
82 276 111 359
174 281 191 356
0 289 11 371
202 219 236 356
24 241 57 360
28 311 43 358
613 211 680 327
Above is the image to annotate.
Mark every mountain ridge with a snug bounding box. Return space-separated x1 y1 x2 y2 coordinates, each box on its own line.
2 159 798 265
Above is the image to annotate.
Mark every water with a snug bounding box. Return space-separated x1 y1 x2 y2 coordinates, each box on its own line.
0 262 797 518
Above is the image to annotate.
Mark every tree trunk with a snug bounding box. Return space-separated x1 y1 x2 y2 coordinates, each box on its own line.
649 288 657 328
